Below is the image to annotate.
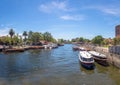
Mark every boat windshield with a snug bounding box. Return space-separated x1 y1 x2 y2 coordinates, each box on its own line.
82 57 93 61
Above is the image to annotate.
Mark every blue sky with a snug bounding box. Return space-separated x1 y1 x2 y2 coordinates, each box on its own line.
0 0 120 40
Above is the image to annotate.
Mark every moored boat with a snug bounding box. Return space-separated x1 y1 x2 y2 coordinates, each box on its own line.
72 46 86 51
72 46 80 51
58 43 64 46
89 51 109 66
78 51 94 69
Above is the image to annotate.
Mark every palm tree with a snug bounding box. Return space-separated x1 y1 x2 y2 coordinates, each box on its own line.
23 31 28 45
9 28 15 45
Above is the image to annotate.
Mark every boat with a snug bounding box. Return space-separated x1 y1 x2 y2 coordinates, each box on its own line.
78 51 94 69
51 44 58 48
44 43 58 49
58 43 64 46
72 46 86 51
89 51 109 66
79 47 86 51
72 46 80 51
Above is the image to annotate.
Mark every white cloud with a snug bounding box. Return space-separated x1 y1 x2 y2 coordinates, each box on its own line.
85 5 120 16
0 28 10 36
102 8 120 15
39 1 71 13
60 15 85 21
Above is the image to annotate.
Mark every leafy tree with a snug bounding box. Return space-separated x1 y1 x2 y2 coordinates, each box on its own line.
31 32 41 45
92 35 104 46
79 37 84 43
113 37 120 45
39 32 44 40
58 39 64 43
13 35 19 45
71 38 76 42
28 31 33 40
43 32 53 42
0 36 10 45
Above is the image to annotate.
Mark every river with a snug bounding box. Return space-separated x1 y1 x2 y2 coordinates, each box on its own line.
0 44 120 85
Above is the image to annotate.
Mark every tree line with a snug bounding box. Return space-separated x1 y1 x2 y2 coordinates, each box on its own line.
0 29 56 46
71 35 120 46
1 29 120 46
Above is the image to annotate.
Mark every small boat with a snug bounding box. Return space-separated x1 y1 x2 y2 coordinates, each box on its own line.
72 46 80 51
79 47 86 51
78 51 94 69
51 44 58 48
72 46 86 51
89 51 109 66
58 43 64 46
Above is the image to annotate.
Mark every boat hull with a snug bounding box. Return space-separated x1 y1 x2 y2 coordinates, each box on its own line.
89 51 109 66
80 61 94 69
93 57 109 66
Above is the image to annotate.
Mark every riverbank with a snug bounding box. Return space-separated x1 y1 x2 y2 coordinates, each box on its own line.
0 43 61 53
84 45 120 68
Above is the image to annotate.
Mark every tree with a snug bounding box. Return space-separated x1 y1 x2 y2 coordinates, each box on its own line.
39 32 44 40
9 28 15 45
43 32 53 42
0 36 11 45
92 35 104 46
79 37 84 43
23 31 28 45
113 37 120 45
28 31 33 40
58 39 64 43
13 35 19 45
31 32 41 45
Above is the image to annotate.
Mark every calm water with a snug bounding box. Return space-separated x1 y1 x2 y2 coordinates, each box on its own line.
0 44 120 85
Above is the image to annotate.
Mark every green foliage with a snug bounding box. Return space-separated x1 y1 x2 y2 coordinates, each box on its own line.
27 31 55 44
71 37 90 44
23 31 28 42
28 31 33 40
9 28 15 38
13 35 19 45
9 28 15 45
113 38 120 45
92 35 104 45
0 36 11 45
43 32 53 42
79 37 84 42
31 32 42 44
58 39 64 43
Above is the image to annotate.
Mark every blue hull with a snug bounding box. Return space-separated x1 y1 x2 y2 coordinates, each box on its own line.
81 62 94 69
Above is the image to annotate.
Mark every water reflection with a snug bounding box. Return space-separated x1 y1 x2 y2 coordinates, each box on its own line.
80 65 94 75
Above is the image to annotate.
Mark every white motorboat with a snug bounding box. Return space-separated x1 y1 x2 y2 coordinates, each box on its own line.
78 51 94 69
89 51 109 66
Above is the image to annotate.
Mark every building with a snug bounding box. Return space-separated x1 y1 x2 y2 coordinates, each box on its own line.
115 25 120 38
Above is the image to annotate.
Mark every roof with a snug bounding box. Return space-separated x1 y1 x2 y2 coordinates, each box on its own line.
89 51 106 58
79 51 92 58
